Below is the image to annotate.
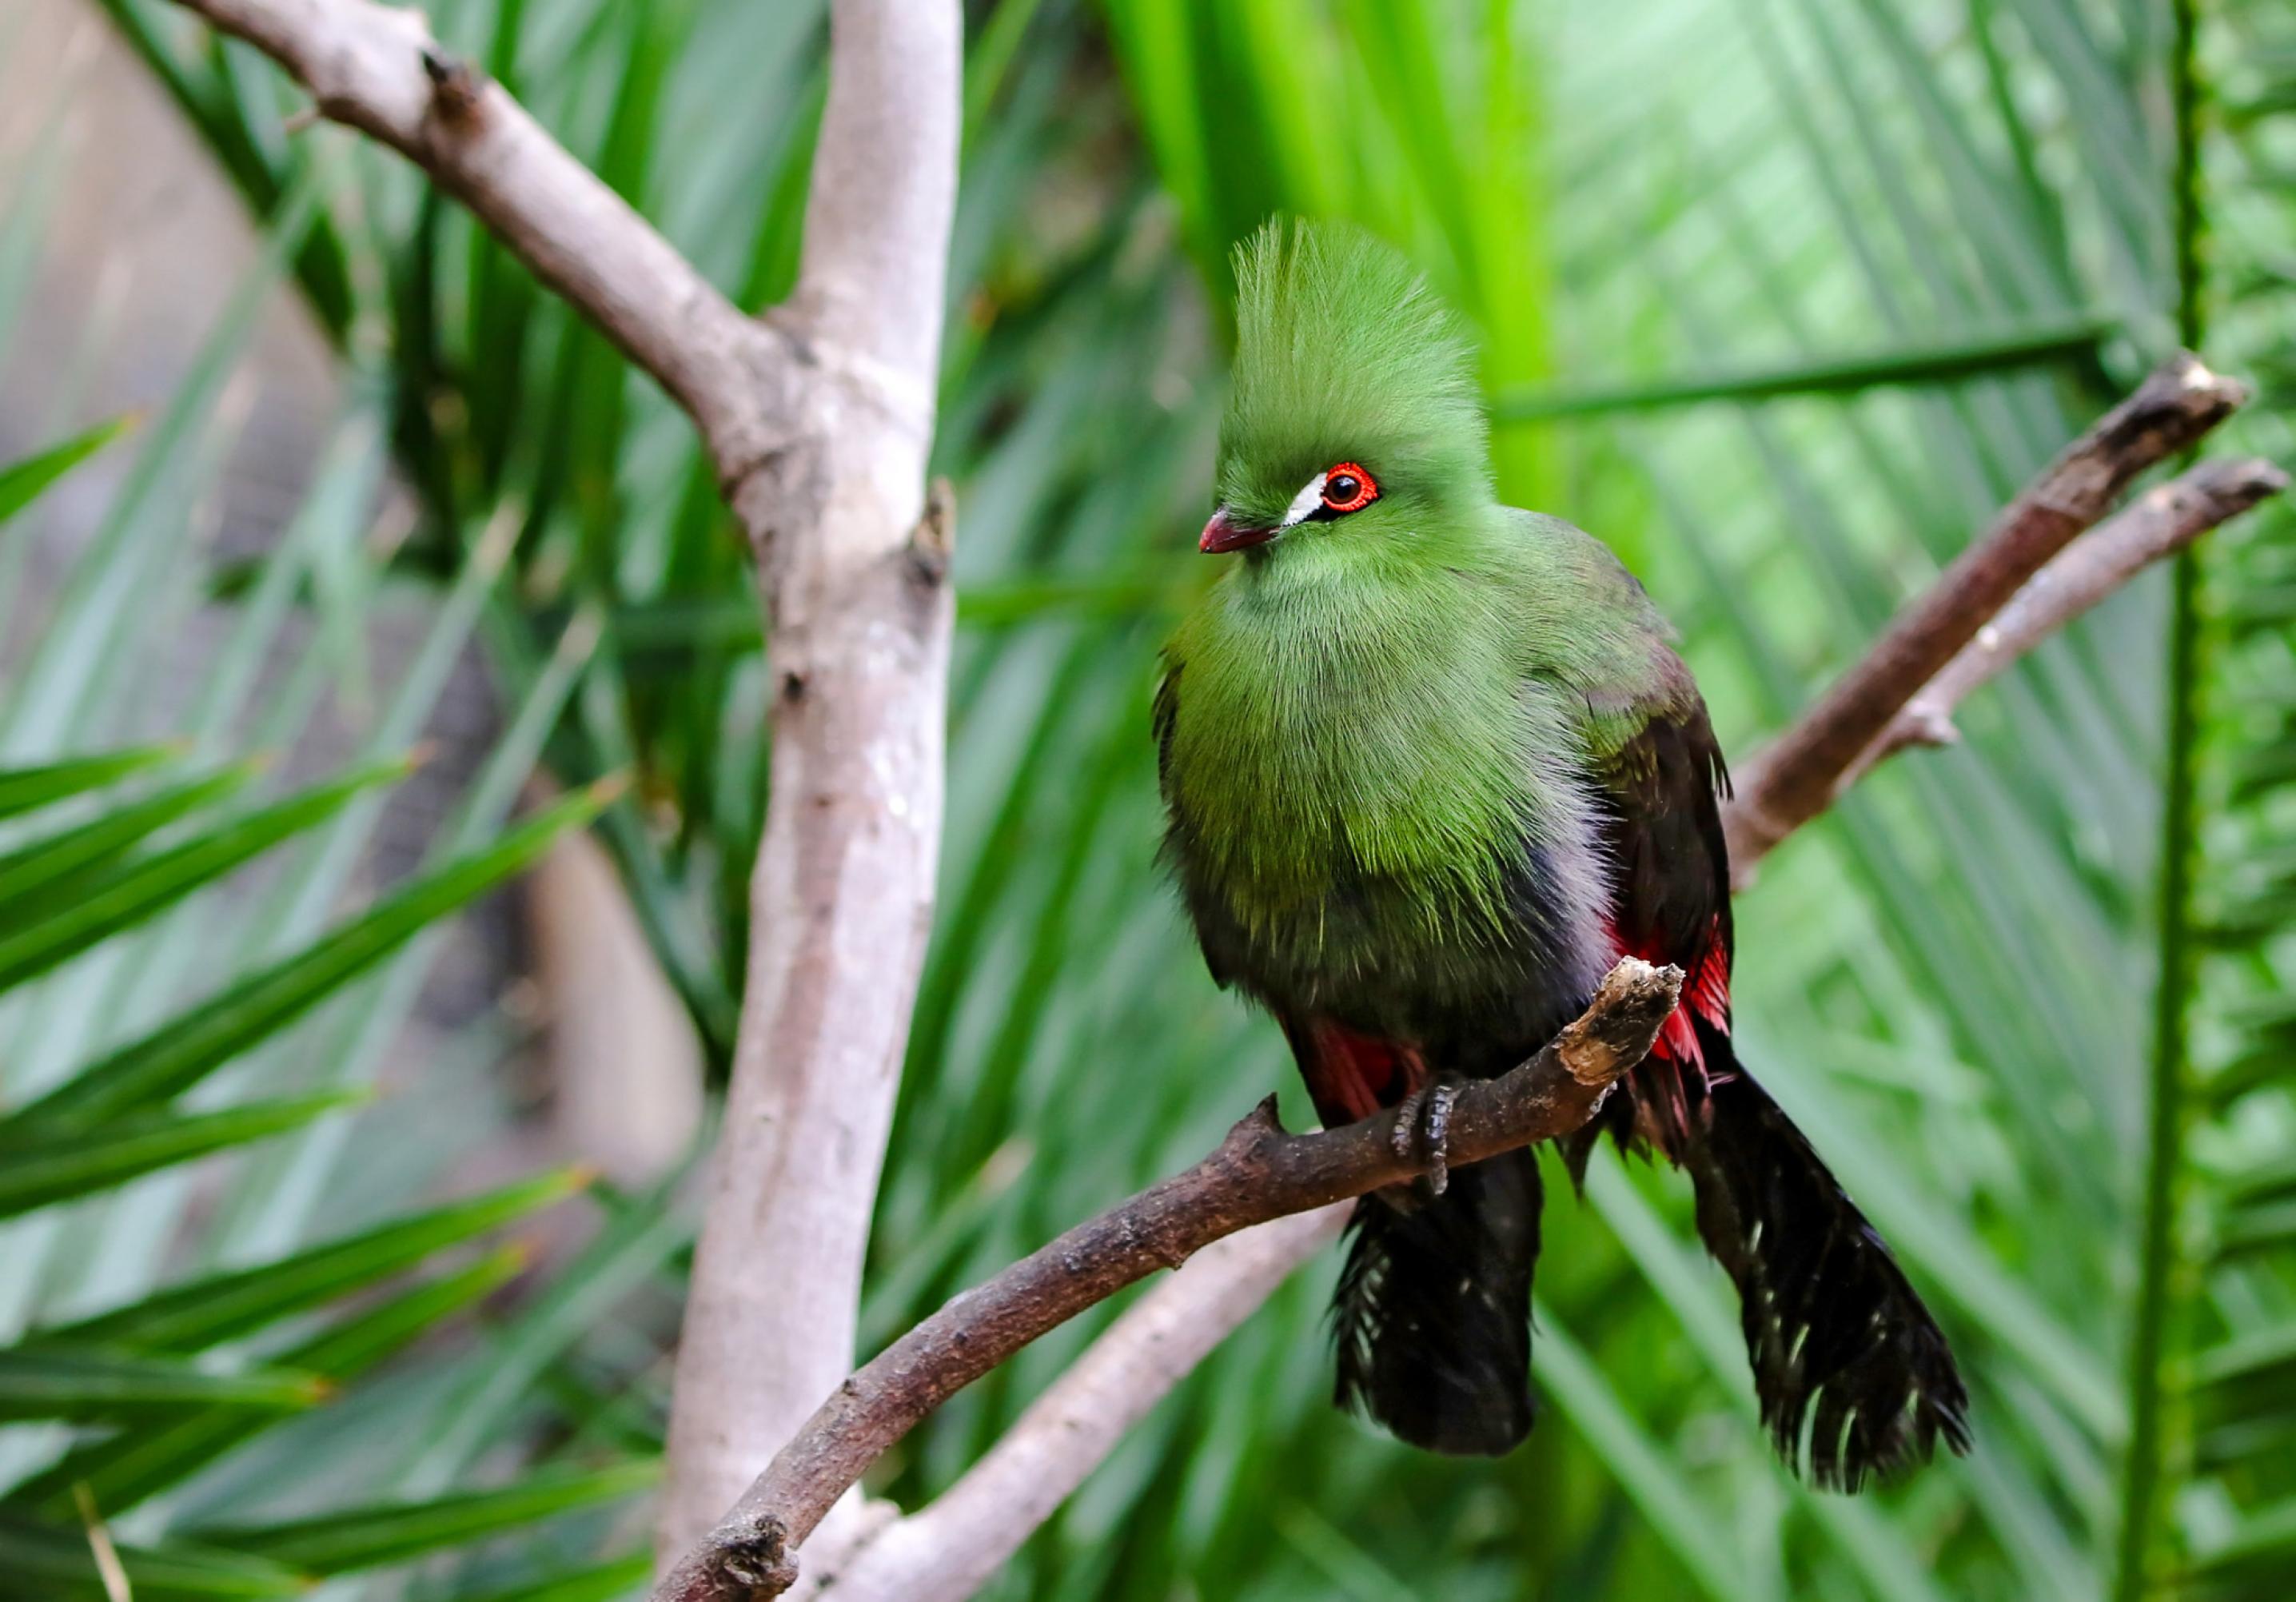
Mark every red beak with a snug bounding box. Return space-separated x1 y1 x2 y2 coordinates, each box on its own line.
1199 507 1275 554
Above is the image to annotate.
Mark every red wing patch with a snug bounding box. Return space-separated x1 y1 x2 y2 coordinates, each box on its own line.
1297 1018 1430 1129
1684 932 1732 1028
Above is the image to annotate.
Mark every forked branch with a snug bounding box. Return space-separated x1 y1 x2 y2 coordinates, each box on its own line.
810 1207 1353 1601
164 0 965 1568
167 0 788 485
1724 352 2250 867
1857 455 2289 770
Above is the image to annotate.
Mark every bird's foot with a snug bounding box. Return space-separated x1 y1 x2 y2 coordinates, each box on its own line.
1390 1074 1466 1199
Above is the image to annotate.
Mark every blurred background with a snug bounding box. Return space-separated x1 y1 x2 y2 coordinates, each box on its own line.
0 0 2291 1597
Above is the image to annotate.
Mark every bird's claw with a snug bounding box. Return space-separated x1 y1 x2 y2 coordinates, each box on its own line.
1391 1076 1463 1198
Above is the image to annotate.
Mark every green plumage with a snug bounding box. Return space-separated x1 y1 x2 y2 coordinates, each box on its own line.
1160 221 1688 1027
1155 218 1969 1476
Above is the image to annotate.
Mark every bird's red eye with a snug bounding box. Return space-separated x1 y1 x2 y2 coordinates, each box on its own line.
1321 462 1377 514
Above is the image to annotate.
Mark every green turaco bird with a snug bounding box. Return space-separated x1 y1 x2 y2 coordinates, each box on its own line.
1155 220 1969 1484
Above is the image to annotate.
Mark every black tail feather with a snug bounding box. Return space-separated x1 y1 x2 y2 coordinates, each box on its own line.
1562 1022 1969 1489
1681 1029 1971 1489
1331 1148 1541 1457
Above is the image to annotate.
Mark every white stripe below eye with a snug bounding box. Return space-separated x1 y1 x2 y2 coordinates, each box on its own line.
1279 472 1328 528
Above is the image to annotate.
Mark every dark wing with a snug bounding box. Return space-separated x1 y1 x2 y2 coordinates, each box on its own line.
1594 684 1733 996
1572 664 1971 1489
1151 656 1181 799
1565 671 1735 1171
1154 656 1241 993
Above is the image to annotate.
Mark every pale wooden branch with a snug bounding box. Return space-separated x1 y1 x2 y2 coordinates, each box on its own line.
805 1209 1349 1602
161 0 965 1570
648 959 1685 1602
1722 352 2248 867
658 1 961 1560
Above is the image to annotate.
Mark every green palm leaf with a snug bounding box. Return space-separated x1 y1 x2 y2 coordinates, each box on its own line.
0 1349 325 1423
0 756 411 995
0 1515 301 1599
30 1171 583 1353
14 781 618 1126
0 414 136 527
12 1250 531 1518
0 1095 360 1221
0 748 178 823
193 1459 659 1576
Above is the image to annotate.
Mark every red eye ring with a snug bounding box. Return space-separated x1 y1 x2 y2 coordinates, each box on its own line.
1321 461 1378 515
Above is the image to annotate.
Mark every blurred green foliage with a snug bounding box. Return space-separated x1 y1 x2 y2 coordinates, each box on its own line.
0 406 648 1594
3 0 2290 1596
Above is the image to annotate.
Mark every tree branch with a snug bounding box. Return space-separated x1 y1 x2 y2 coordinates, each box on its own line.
1859 456 2290 768
648 959 1684 1602
1721 352 2248 867
161 0 965 1569
811 1209 1350 1602
656 0 961 1561
169 0 788 487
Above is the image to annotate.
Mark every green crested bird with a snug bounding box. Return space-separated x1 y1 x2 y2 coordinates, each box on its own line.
1155 220 1969 1483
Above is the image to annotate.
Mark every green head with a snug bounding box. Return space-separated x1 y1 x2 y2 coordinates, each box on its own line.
1199 220 1496 566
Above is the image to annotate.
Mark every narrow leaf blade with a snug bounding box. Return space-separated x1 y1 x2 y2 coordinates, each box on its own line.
0 412 137 526
0 747 177 822
0 755 412 995
0 1094 360 1220
20 781 616 1125
196 1460 660 1576
0 1348 324 1423
33 1169 584 1353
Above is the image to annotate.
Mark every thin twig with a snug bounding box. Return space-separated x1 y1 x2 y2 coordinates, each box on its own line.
1722 351 2248 867
648 959 1684 1602
1865 456 2289 763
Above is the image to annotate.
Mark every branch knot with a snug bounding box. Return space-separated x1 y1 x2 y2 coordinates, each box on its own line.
908 476 956 587
418 45 488 123
1554 959 1683 1086
716 1520 796 1597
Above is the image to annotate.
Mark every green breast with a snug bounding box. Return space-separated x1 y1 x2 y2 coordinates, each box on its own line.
1160 560 1551 1008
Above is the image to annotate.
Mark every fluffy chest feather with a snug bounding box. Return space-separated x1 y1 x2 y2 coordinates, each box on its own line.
1158 566 1612 1028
